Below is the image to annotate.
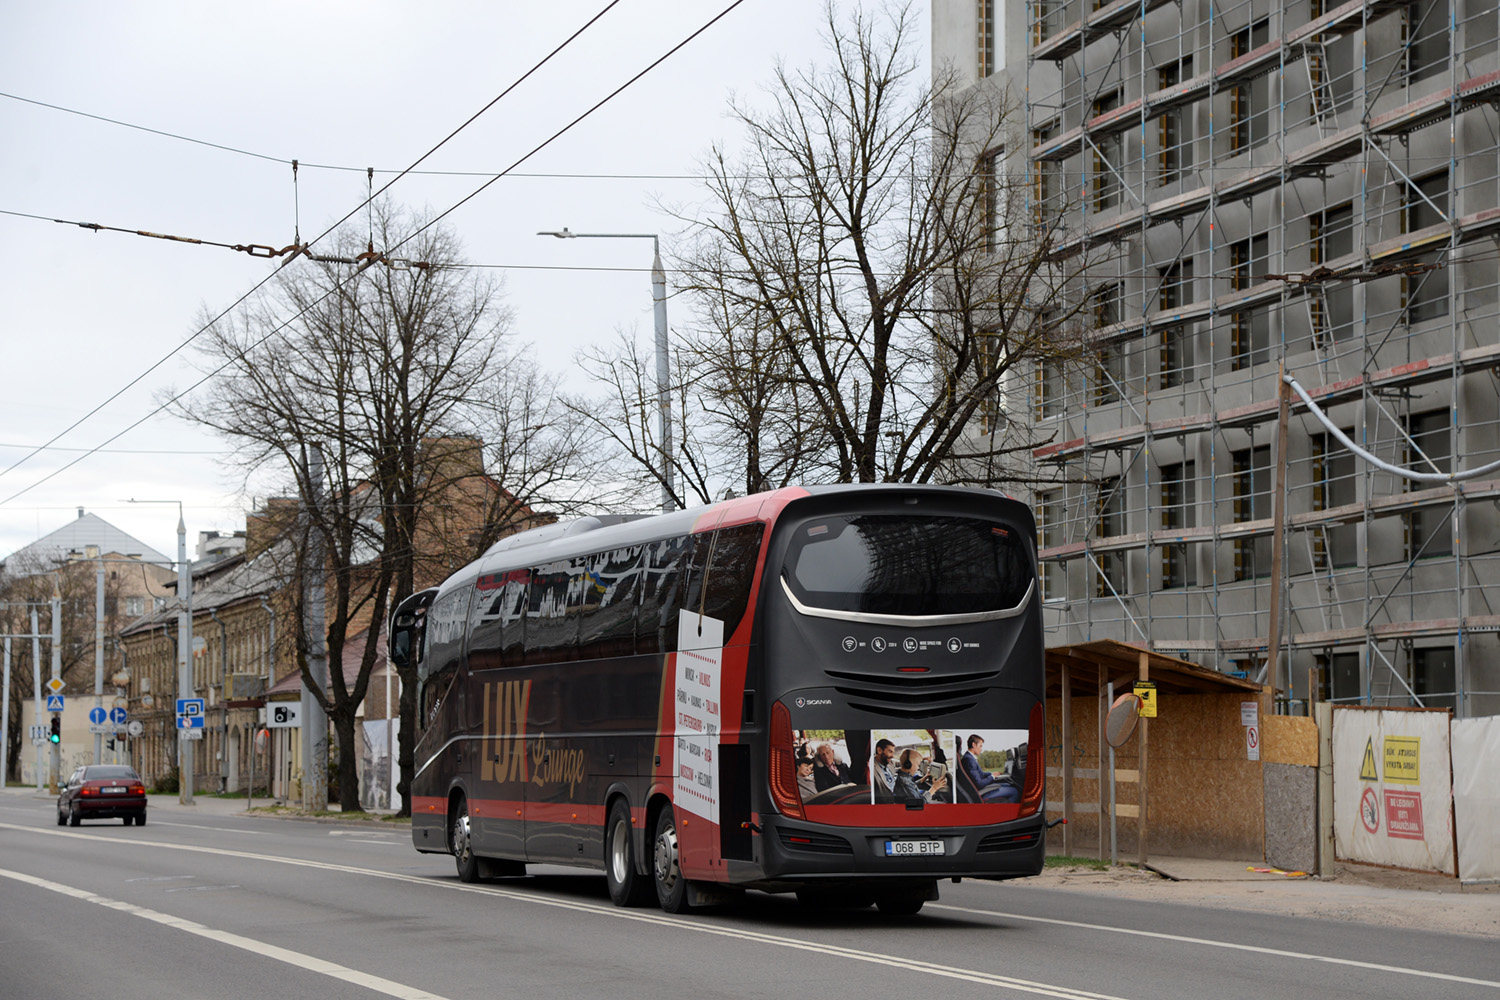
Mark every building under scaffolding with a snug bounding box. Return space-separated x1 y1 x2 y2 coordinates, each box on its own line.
935 0 1500 717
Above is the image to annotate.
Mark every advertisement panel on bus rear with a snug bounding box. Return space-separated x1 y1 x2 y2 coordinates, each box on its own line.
793 727 1028 806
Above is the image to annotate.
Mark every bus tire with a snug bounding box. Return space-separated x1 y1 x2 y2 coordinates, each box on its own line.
605 800 653 907
451 797 482 883
874 891 926 916
651 805 693 914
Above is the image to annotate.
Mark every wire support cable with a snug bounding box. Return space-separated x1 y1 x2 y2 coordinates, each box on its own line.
1284 373 1500 483
0 0 624 490
0 0 746 507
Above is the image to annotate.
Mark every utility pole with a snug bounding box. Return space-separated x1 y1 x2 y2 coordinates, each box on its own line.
301 442 329 812
177 509 195 805
93 557 105 764
30 604 42 792
49 592 61 794
2 637 10 793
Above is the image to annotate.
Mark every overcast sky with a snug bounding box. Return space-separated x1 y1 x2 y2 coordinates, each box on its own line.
0 1 923 563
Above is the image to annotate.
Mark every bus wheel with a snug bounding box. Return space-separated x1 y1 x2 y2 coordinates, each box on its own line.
652 806 692 913
451 798 481 883
605 800 652 907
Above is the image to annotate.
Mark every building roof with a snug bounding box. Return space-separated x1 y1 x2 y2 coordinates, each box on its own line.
1047 639 1266 695
2 510 170 571
267 630 387 699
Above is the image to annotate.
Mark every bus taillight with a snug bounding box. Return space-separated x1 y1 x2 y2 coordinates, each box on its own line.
1019 700 1045 817
769 700 804 819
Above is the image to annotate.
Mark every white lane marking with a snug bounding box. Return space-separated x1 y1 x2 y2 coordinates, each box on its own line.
126 875 196 883
345 839 402 846
26 824 1491 995
928 903 1500 990
149 820 271 835
164 884 241 893
0 867 452 1000
0 823 1126 1000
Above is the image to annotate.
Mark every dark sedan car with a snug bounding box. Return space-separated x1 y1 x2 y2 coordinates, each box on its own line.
56 765 147 826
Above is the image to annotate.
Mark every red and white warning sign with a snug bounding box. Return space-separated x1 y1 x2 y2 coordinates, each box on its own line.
1384 789 1425 840
1360 786 1380 833
1246 724 1260 761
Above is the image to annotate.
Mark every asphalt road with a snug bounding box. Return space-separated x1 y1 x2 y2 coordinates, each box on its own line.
1 793 1495 1000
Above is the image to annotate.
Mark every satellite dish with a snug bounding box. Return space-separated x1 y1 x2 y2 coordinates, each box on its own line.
1106 692 1142 748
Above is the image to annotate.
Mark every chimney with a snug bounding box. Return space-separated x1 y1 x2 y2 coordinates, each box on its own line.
78 507 85 519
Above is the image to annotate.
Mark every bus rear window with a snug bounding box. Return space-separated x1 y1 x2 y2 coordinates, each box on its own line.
781 515 1030 616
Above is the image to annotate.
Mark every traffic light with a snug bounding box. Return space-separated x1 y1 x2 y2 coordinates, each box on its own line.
48 716 61 744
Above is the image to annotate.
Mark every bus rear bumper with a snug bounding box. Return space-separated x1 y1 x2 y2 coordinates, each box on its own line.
736 814 1046 888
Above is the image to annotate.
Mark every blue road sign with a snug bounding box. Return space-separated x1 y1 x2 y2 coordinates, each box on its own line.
46 694 64 712
109 707 127 725
88 706 107 724
176 697 206 730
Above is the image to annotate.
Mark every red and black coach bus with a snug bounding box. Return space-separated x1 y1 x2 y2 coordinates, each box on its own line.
390 484 1045 915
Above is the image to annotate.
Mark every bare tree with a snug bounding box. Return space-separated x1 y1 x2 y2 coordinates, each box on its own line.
581 2 1093 499
175 204 585 813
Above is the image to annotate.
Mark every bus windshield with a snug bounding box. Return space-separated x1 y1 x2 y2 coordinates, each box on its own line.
779 514 1031 616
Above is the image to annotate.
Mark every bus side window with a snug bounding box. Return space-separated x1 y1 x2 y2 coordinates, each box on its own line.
700 523 765 640
426 589 470 679
579 545 642 661
466 578 507 671
636 535 692 656
499 571 529 666
526 557 583 665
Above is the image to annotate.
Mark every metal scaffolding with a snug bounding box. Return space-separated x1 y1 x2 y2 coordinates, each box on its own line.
1018 0 1500 717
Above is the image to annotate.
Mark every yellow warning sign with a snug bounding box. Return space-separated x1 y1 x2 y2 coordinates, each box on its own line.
1383 736 1420 785
1134 681 1157 718
1359 737 1379 781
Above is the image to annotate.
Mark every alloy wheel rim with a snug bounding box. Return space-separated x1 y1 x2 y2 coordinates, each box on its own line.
654 822 679 893
453 811 471 865
610 817 630 884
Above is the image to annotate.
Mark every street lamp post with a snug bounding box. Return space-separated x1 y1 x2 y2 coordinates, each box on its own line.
128 499 195 805
539 228 674 512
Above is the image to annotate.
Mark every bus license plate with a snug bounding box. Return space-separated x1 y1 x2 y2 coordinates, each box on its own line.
885 839 944 857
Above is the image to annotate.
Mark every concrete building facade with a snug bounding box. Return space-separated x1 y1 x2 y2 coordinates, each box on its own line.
934 0 1500 718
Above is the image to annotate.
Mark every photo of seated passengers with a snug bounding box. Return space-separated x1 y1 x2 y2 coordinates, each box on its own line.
893 747 948 804
958 731 1023 803
789 730 875 805
811 740 854 791
796 753 819 801
871 729 955 804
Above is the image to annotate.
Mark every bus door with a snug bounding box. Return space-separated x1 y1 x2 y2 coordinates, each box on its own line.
672 523 765 877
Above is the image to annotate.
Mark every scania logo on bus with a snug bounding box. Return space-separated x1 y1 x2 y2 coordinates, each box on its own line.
794 697 832 708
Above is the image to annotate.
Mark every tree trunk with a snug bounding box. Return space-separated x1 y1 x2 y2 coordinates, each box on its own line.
333 709 362 813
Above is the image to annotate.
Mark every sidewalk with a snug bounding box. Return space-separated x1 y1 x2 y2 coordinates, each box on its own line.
1037 854 1500 939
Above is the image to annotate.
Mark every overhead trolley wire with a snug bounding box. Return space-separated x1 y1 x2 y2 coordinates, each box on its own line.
0 88 703 180
0 0 622 491
0 0 749 508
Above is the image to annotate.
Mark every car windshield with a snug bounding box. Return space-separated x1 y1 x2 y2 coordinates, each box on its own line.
85 766 139 780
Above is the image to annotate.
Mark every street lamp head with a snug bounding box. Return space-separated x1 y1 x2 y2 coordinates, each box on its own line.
537 228 576 239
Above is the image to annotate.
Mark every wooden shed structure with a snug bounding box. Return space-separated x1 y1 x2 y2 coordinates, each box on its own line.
1045 639 1273 861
